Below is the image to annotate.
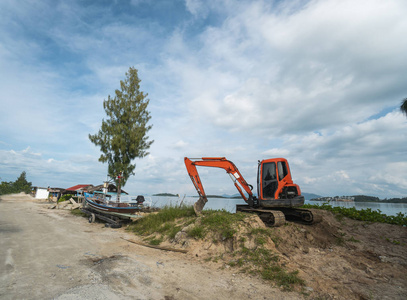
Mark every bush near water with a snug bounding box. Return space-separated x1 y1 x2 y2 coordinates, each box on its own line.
302 203 407 226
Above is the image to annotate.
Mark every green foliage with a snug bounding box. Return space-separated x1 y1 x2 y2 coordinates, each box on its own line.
401 97 407 117
70 209 87 217
58 194 79 203
148 237 163 245
302 203 407 226
128 206 303 290
386 238 401 245
0 171 32 196
127 205 195 236
353 195 380 202
89 67 153 187
380 197 407 203
235 247 303 290
347 236 360 243
188 225 205 239
261 268 304 289
200 209 246 240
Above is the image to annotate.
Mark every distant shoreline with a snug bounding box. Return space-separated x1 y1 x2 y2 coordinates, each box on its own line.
152 193 179 197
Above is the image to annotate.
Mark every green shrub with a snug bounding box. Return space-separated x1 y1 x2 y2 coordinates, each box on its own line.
127 205 195 235
302 203 407 226
0 171 32 196
148 237 163 245
128 205 304 290
188 225 205 239
200 209 246 240
58 194 79 203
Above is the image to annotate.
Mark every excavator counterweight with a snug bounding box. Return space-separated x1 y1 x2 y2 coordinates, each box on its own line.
184 157 321 226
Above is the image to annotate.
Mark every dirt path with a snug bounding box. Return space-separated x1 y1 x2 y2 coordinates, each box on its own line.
0 194 300 300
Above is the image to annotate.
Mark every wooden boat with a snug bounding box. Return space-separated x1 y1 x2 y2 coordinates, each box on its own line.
84 192 145 215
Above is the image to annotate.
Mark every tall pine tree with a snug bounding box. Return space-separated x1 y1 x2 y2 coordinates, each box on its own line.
89 67 153 193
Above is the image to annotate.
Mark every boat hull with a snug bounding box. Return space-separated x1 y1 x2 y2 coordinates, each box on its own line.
85 198 140 214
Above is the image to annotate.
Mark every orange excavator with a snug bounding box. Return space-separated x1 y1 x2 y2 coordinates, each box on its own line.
184 157 321 226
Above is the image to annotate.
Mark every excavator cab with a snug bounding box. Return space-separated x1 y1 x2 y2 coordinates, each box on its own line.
257 158 304 206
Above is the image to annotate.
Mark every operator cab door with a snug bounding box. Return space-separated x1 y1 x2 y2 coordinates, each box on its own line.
259 162 278 199
277 161 289 181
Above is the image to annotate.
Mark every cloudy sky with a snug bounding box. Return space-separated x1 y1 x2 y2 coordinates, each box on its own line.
1 0 406 199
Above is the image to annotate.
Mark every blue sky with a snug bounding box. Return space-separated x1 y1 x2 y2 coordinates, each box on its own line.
1 0 406 198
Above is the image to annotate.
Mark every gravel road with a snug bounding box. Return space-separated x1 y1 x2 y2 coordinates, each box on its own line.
0 194 297 300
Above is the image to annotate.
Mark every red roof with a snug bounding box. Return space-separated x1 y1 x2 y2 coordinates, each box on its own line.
65 184 92 191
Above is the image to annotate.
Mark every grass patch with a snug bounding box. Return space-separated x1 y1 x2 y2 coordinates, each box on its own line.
127 205 195 236
302 203 407 226
386 238 401 245
250 227 281 247
200 209 246 240
233 246 304 290
58 194 79 203
148 237 163 245
262 267 303 289
347 236 360 243
188 225 205 239
127 205 304 290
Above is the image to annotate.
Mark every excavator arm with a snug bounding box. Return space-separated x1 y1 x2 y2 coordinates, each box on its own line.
184 157 254 214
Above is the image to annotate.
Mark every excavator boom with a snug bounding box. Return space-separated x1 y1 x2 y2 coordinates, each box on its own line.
184 157 254 214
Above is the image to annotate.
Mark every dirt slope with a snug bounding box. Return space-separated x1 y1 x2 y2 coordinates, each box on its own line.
271 211 407 299
159 209 407 299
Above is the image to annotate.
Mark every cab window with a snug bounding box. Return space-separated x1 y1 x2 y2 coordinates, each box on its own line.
262 162 277 198
277 161 288 181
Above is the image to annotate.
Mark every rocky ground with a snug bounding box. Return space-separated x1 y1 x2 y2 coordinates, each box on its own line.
154 207 407 299
1 193 406 299
268 211 407 299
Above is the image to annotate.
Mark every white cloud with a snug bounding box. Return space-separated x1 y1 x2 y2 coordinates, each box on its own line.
262 148 290 157
184 0 209 18
0 147 105 187
167 0 407 137
172 140 189 149
0 0 406 199
268 111 407 197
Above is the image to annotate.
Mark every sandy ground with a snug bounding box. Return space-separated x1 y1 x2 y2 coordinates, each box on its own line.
270 211 407 299
0 194 300 300
1 194 406 299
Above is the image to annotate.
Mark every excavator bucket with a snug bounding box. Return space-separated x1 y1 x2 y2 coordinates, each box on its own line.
193 196 208 215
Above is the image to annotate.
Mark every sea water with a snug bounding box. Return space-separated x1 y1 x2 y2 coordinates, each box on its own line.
146 196 407 217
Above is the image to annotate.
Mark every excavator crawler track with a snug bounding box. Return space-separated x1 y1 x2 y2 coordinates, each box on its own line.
236 205 322 226
280 208 323 225
236 206 286 226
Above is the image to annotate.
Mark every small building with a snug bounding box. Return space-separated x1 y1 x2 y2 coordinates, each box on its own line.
63 184 94 203
48 187 65 200
32 187 49 199
64 184 93 196
87 183 128 195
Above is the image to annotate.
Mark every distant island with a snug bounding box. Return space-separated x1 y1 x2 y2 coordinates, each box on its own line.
185 193 407 204
152 193 179 197
311 195 407 203
154 192 407 203
191 195 229 198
